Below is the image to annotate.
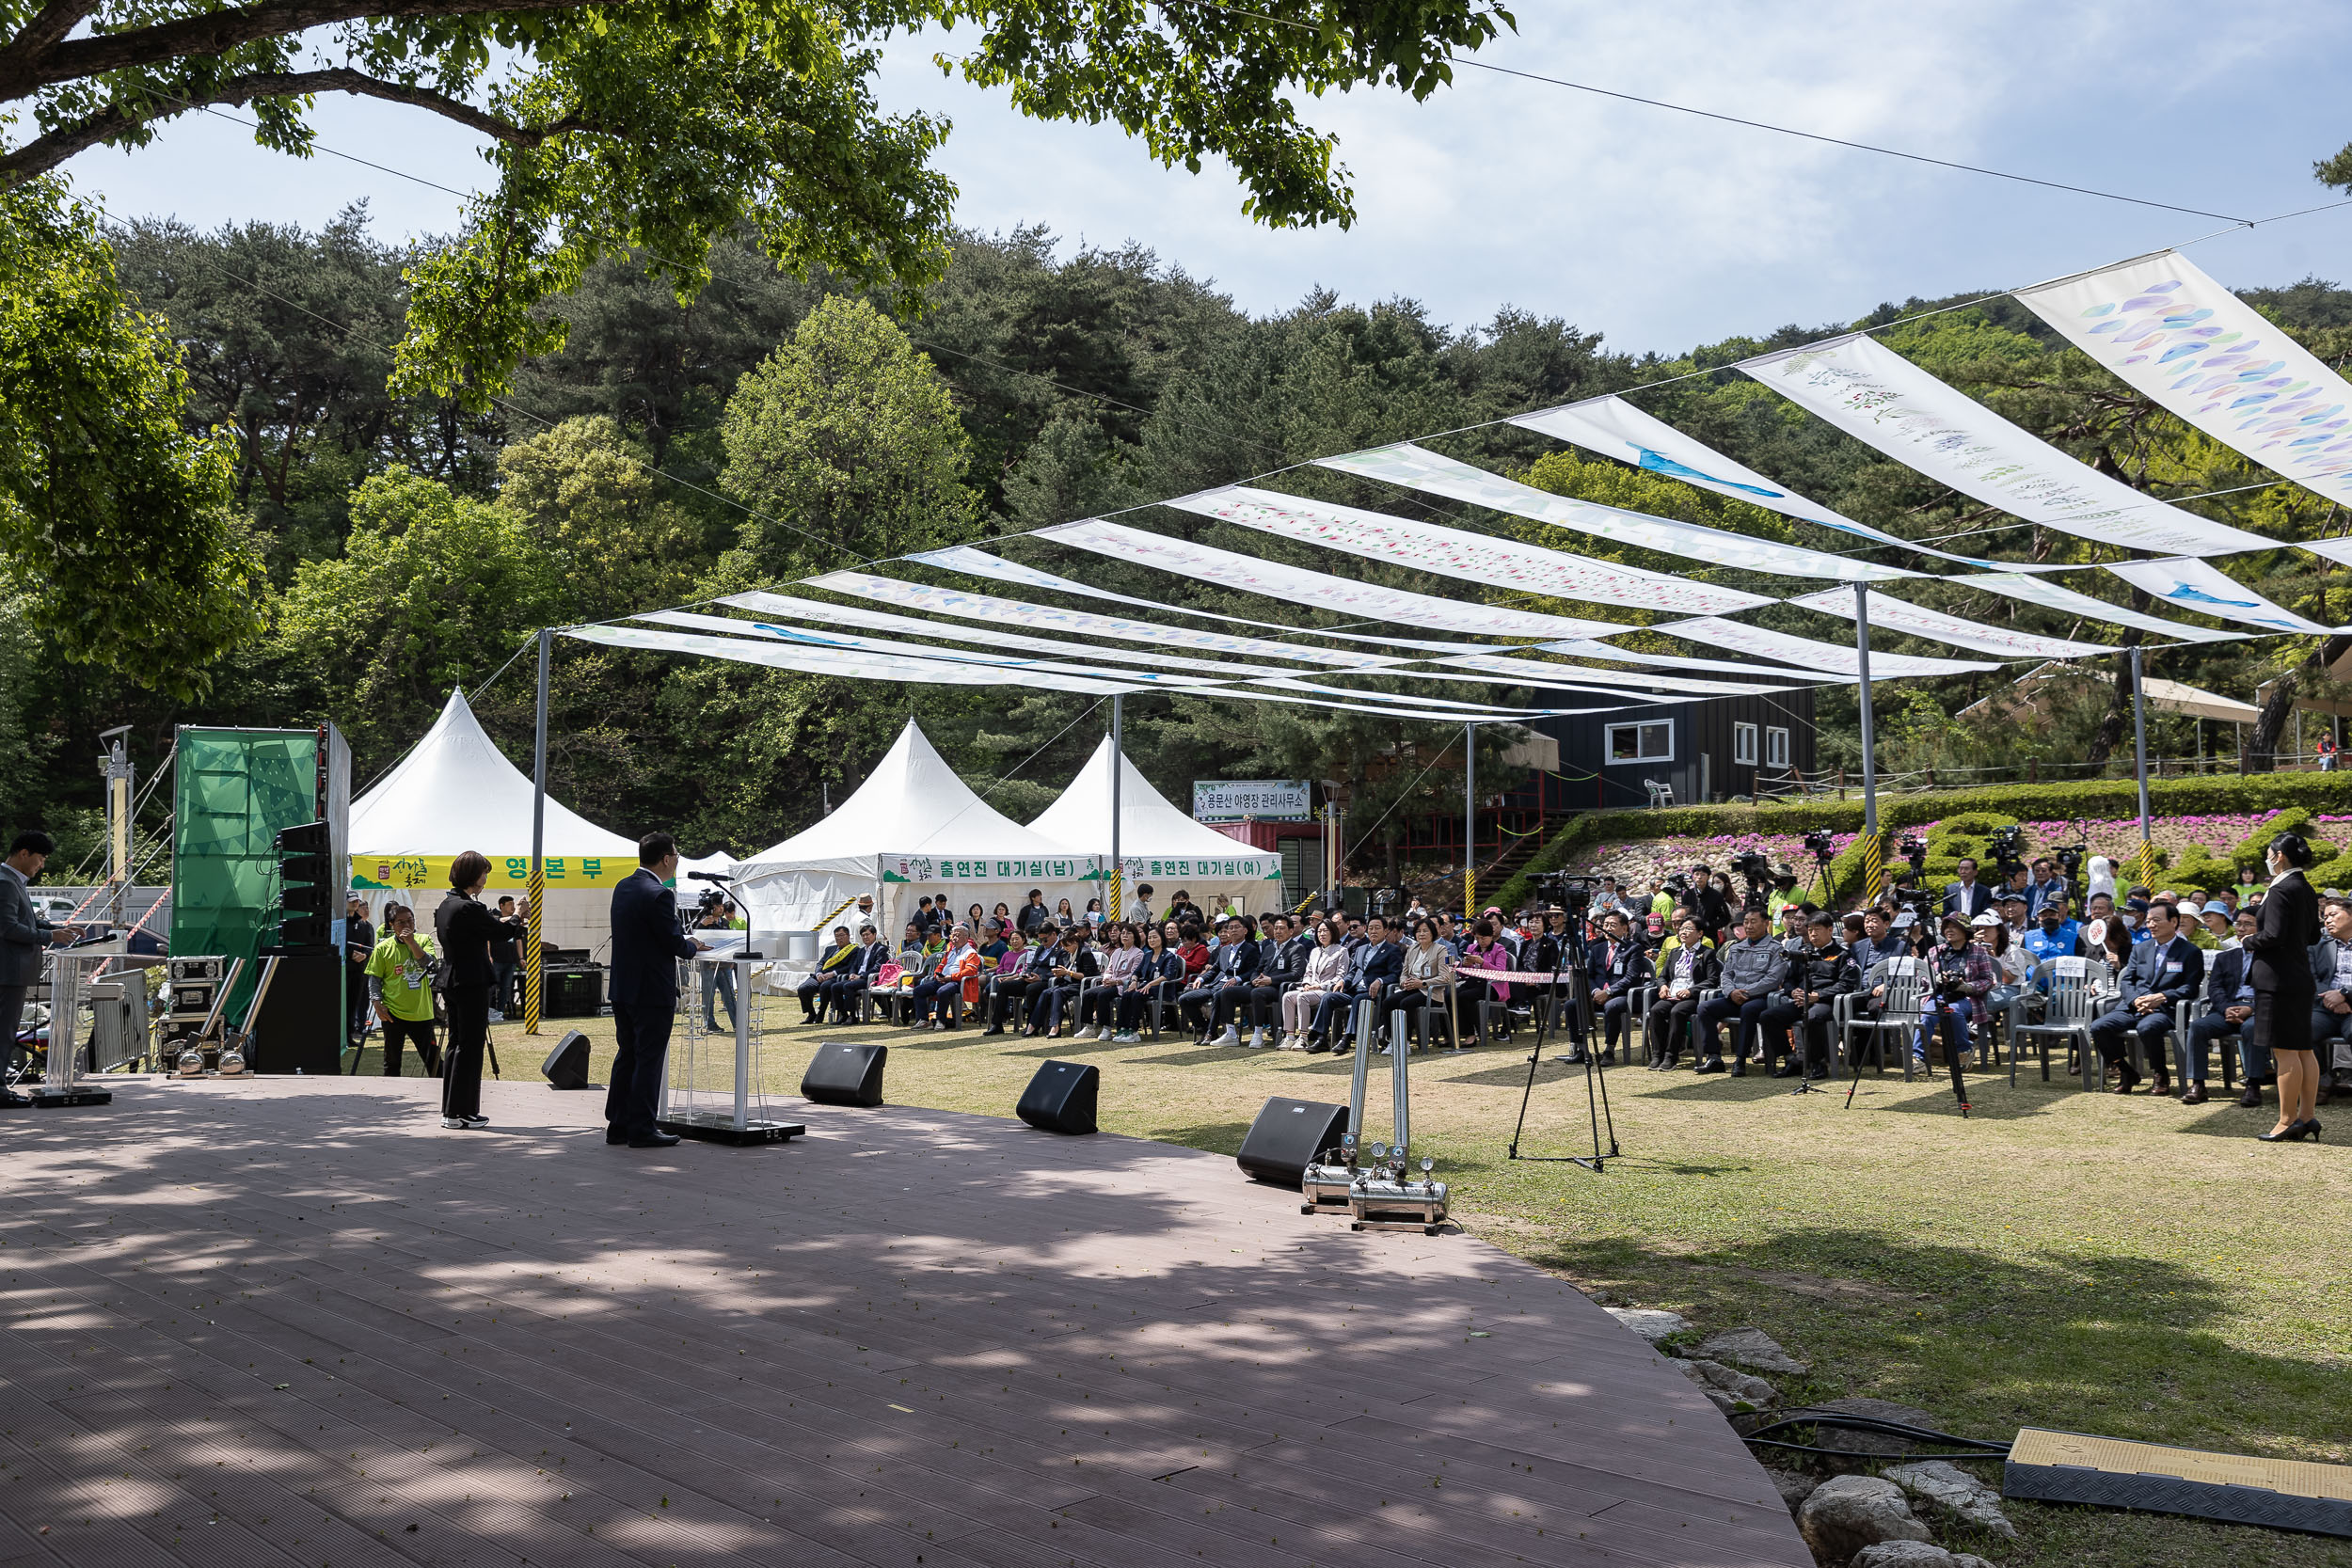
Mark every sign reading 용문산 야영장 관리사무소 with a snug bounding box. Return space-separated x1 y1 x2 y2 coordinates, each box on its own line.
350 852 638 890
1192 780 1312 822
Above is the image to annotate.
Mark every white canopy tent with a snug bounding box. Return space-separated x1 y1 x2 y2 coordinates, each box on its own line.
348 688 642 957
1029 735 1284 918
730 719 1096 948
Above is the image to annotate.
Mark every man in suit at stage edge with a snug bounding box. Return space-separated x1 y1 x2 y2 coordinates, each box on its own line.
607 832 706 1148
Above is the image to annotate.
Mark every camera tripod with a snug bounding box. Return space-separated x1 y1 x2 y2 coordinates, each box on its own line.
1841 994 1971 1117
1507 923 1620 1172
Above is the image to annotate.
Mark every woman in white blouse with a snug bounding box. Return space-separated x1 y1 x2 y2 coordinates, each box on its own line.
1281 918 1350 1050
1393 916 1455 1048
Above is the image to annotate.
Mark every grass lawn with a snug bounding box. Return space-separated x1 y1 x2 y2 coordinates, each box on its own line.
362 1001 2352 1568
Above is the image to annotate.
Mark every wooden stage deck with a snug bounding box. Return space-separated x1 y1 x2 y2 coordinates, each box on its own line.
0 1075 1811 1568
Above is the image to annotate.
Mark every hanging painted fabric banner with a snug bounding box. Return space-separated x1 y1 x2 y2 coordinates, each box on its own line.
1033 517 1632 639
1785 588 2114 658
1947 572 2246 643
1740 333 2275 558
905 545 1513 654
2014 250 2352 510
1644 617 1999 676
1165 485 1774 614
718 593 1308 679
803 572 1401 668
566 624 1142 694
1426 652 1825 695
1534 638 1821 678
1508 393 2028 570
636 610 1243 691
2100 557 2340 634
1314 441 1922 580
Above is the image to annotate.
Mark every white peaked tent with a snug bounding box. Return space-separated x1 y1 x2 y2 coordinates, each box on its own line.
347 688 642 956
1030 736 1283 917
731 719 1096 943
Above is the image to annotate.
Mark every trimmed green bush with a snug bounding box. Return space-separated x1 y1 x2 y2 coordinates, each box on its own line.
1492 771 2352 912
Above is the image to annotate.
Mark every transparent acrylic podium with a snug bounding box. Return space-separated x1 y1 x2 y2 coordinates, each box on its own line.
657 954 804 1145
28 950 117 1106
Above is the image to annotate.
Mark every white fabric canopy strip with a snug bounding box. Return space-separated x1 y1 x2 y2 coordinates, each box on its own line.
907 545 1517 654
1645 617 2000 675
1534 638 1822 678
2100 557 2341 635
637 610 1238 690
2015 251 2352 511
1785 588 2115 658
714 594 1307 678
1315 441 1923 581
1424 652 1824 695
1740 333 2275 558
1509 393 2025 570
568 624 1143 694
1165 484 1776 614
804 571 1401 668
1033 516 1631 639
1947 571 2246 643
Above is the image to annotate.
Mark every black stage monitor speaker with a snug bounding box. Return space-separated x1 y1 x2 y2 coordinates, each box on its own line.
802 1041 886 1107
541 1030 597 1090
1016 1059 1099 1134
1235 1097 1350 1189
246 953 344 1075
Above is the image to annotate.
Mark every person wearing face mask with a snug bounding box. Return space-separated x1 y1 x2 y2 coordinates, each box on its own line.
2022 897 2082 967
2247 832 2323 1141
2087 901 2202 1094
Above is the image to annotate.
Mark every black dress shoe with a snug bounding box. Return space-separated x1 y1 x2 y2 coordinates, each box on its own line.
2296 1117 2324 1138
1692 1059 1724 1075
628 1132 681 1148
2180 1085 2208 1105
2237 1086 2265 1108
1770 1064 1796 1078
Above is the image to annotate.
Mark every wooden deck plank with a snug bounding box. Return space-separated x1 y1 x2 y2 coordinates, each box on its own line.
0 1076 1811 1568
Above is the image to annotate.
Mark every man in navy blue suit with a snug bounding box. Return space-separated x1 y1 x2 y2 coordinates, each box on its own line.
607 832 705 1148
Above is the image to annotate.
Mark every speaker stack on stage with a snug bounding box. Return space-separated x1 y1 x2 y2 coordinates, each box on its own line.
1016 1059 1098 1134
801 1042 886 1107
539 1030 597 1090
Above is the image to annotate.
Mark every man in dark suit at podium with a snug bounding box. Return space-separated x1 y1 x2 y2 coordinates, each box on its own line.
607 832 704 1148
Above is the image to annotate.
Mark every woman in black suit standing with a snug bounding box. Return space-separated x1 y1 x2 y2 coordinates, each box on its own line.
2247 832 2323 1141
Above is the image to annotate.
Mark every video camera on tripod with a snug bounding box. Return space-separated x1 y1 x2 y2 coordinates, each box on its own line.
1533 871 1597 916
1988 824 2027 878
1729 849 1776 911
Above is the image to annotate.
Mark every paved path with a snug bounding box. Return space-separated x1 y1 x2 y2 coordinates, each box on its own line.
0 1074 1811 1567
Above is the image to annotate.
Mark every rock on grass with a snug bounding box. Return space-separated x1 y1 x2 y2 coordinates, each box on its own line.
1883 1459 2016 1540
1796 1474 1932 1563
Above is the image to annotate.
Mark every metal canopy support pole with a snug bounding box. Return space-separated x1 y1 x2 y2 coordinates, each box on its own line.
1463 721 1477 916
1109 695 1123 923
526 627 551 1037
2130 645 2153 889
1853 582 1883 905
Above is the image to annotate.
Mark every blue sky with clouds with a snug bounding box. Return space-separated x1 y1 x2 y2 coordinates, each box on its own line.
67 3 2352 356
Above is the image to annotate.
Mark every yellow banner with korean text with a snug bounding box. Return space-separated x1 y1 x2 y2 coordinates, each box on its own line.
350 851 639 892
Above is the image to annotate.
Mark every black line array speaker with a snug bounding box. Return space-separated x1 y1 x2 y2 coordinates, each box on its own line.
802 1041 887 1107
540 1030 596 1090
1016 1059 1098 1134
1235 1097 1350 1188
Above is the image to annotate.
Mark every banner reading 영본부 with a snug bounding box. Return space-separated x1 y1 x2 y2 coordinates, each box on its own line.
2014 250 2352 512
1740 333 2275 559
351 852 637 891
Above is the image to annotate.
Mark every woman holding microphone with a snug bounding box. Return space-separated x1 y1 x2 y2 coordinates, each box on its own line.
2247 832 2323 1141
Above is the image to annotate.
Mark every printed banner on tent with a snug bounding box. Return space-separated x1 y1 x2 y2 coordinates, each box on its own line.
1035 517 1631 639
906 546 1509 654
1168 485 1775 614
1122 854 1283 881
806 571 1400 668
882 853 1103 885
2015 250 2352 511
1740 333 2274 559
351 851 638 891
1315 442 1922 580
2100 557 2339 635
1509 393 2029 570
1947 571 2246 643
1786 588 2113 658
1193 780 1311 822
1645 616 1999 676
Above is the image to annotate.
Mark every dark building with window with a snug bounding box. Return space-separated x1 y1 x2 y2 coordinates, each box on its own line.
1530 687 1818 811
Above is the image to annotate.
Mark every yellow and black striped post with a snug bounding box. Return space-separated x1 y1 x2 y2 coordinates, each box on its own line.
1860 830 1884 907
523 864 544 1035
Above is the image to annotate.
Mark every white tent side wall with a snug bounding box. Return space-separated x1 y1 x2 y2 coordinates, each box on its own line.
1029 736 1284 917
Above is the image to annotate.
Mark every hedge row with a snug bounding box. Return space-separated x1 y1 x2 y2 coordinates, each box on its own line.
1490 771 2352 912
